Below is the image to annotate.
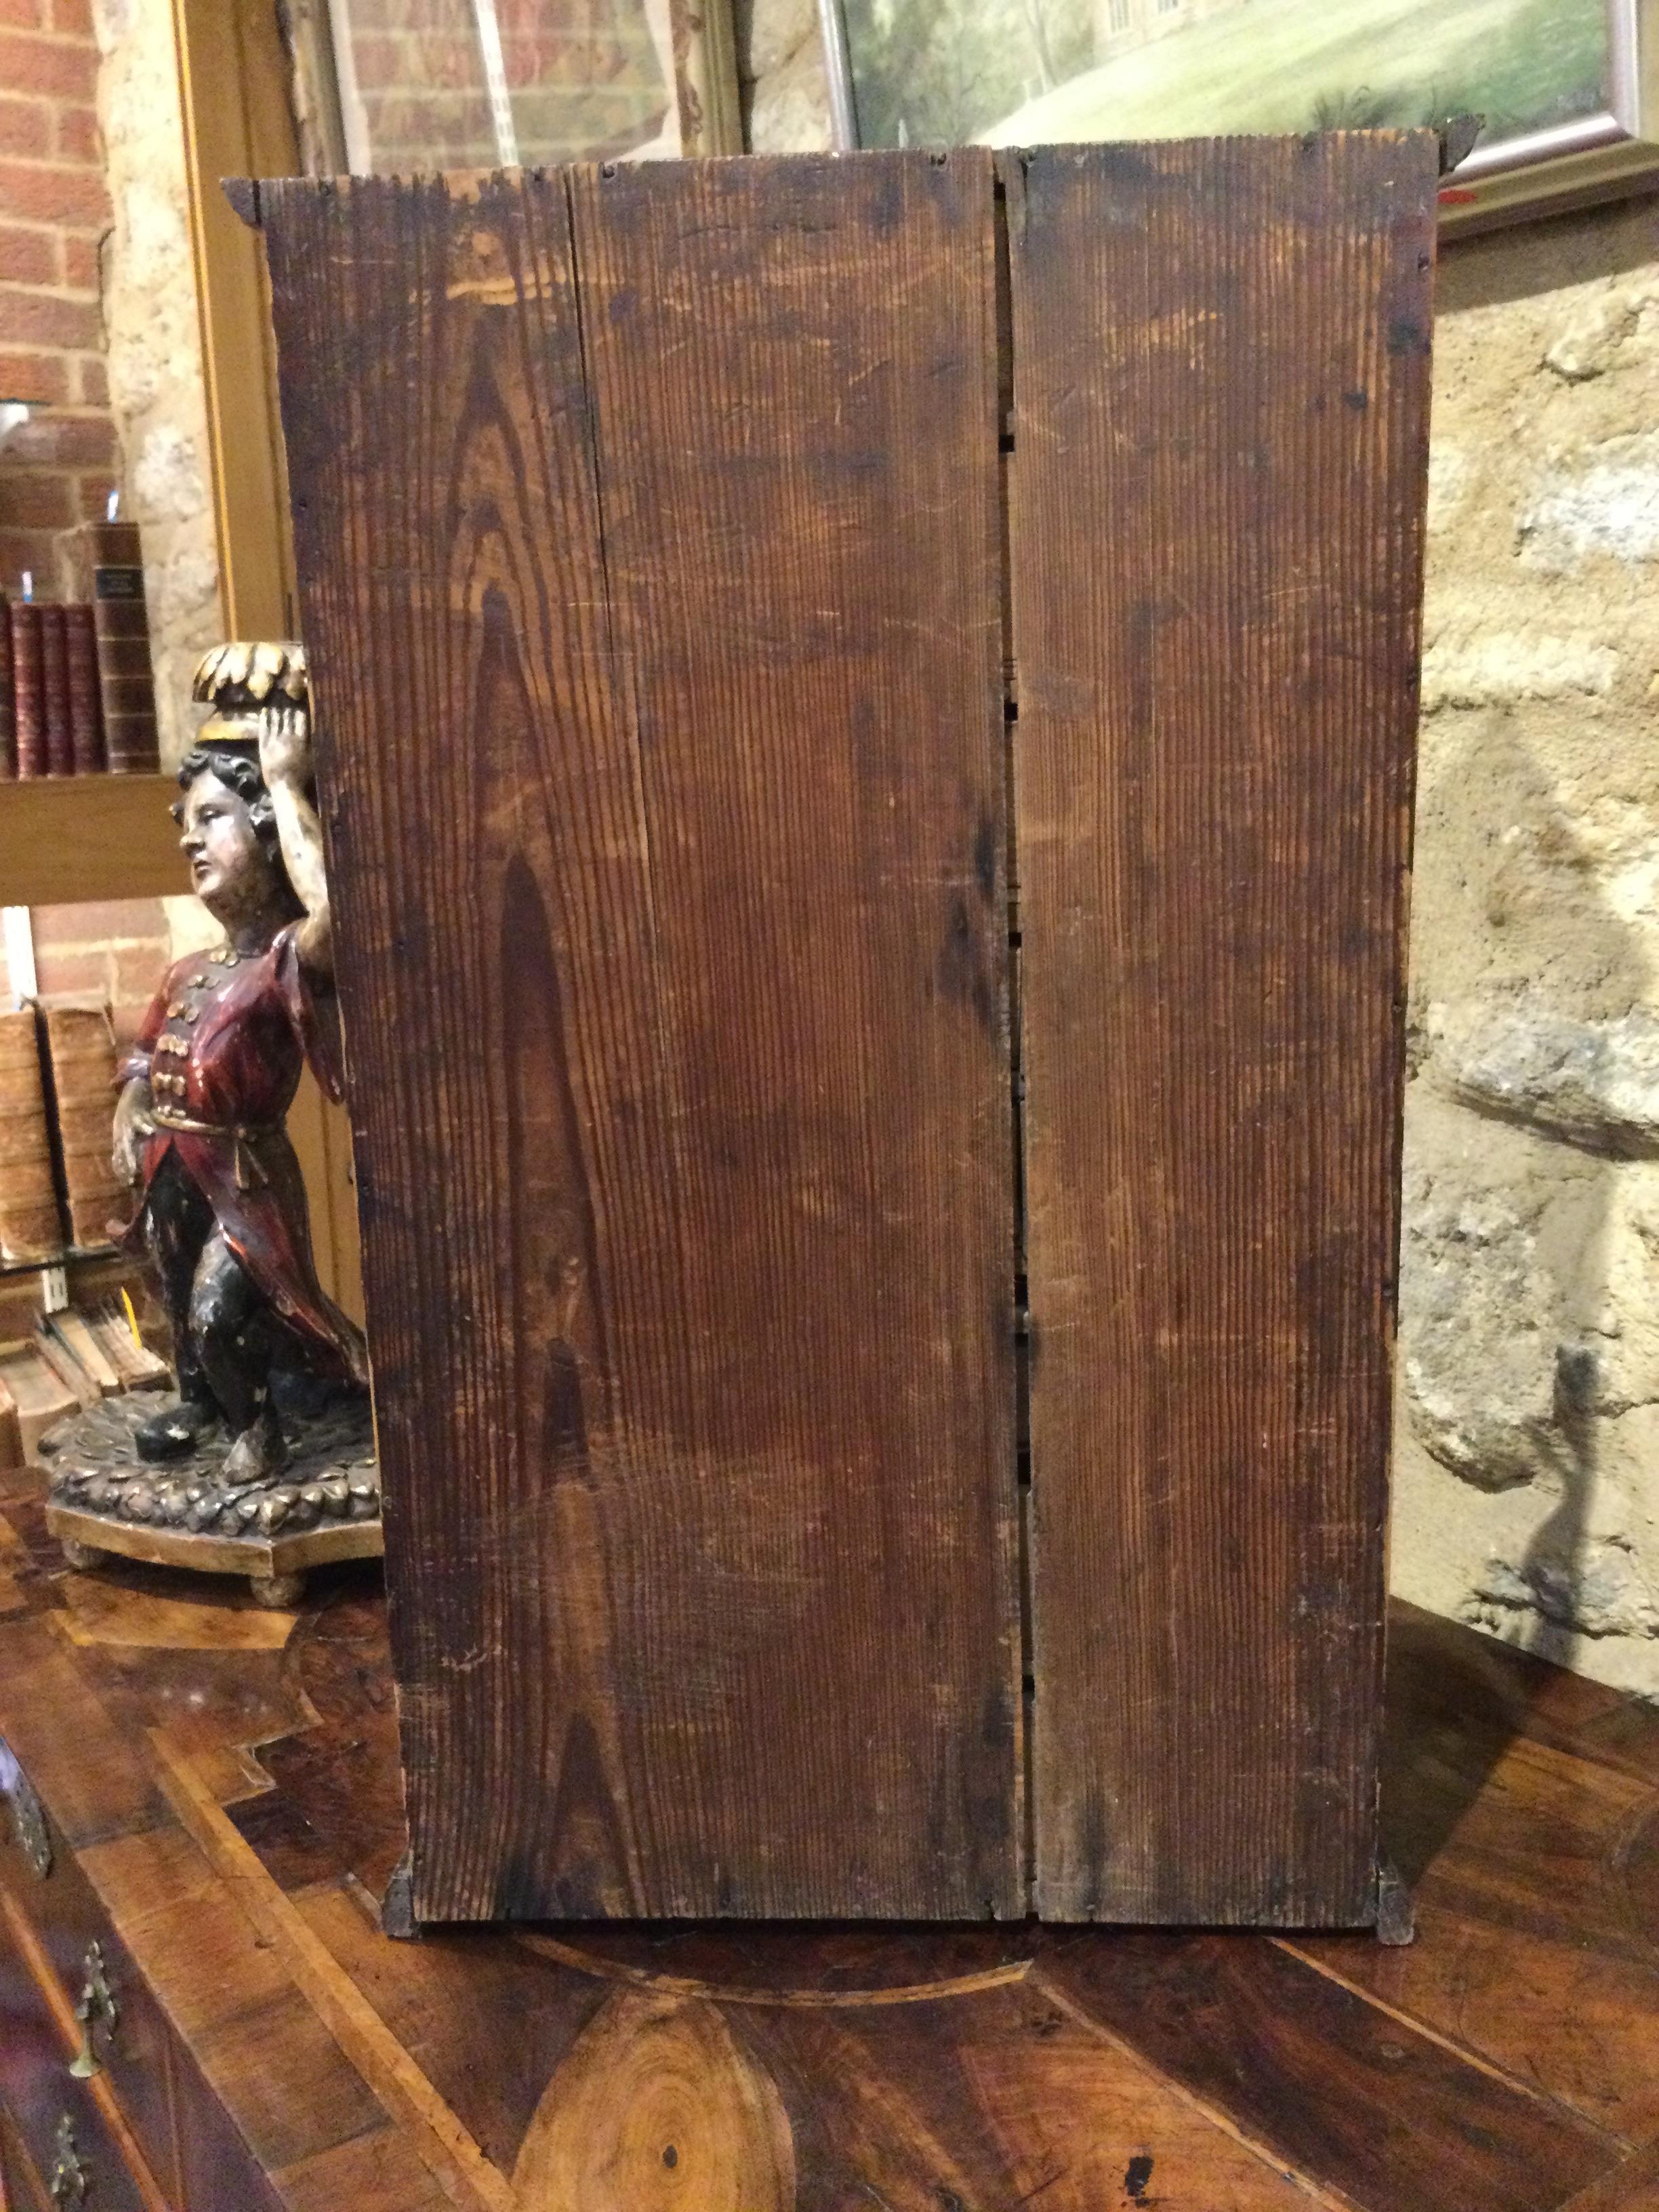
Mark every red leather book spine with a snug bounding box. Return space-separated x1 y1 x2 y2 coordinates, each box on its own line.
38 604 73 777
64 603 105 773
0 597 14 780
9 602 45 779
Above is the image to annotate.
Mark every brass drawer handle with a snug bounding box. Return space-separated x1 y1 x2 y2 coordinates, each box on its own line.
68 1941 117 2079
0 1737 51 1879
49 2112 88 2207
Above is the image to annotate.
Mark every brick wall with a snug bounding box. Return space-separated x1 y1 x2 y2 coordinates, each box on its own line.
342 0 668 171
0 0 118 595
26 899 170 1048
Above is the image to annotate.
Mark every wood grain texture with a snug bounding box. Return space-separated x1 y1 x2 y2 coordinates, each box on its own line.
1036 1932 1615 2212
1290 1609 1659 2142
260 157 1021 1921
0 778 186 907
735 1973 1326 2211
3 1463 1659 2212
1010 136 1437 1923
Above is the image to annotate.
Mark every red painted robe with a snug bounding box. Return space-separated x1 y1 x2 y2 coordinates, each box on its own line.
118 922 367 1383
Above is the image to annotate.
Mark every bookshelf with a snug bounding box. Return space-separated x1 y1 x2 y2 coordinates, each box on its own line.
0 776 186 906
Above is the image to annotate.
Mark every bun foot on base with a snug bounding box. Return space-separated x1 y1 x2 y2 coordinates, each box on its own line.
60 1538 105 1572
249 1572 306 1609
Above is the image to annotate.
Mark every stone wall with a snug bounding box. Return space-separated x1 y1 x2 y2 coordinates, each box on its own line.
1394 197 1659 1696
742 0 1659 1695
735 0 829 151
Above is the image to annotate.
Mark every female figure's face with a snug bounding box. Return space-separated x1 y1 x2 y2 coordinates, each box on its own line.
179 771 277 929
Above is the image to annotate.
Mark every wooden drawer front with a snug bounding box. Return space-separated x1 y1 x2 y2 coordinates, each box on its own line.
3 1746 287 2212
0 1897 152 2211
0 1749 175 2209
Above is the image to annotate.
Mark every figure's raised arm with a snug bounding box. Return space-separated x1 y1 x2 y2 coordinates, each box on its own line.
258 704 331 976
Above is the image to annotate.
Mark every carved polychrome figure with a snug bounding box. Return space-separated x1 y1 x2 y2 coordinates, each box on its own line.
42 644 380 1607
115 642 366 1479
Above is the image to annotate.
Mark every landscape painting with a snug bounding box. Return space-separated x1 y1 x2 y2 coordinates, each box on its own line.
843 0 1609 161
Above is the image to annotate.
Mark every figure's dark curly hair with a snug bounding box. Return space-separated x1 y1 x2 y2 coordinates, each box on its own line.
175 743 302 913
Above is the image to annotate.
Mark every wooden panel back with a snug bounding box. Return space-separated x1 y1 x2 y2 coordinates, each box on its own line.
1009 136 1435 1923
260 157 1022 1921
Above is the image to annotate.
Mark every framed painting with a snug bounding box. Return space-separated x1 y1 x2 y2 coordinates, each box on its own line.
831 0 1659 226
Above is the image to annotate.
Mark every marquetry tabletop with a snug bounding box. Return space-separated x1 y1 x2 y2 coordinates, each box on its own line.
0 1462 1656 2211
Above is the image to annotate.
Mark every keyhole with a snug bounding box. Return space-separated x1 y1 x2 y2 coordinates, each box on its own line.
663 2145 678 2169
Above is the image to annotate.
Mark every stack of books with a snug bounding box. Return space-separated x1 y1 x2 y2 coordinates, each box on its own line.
0 997 163 1464
0 1008 61 1263
0 1001 129 1265
0 1298 169 1465
1 522 161 779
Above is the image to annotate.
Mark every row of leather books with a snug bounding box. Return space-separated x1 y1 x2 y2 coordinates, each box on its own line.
0 1004 129 1266
0 1303 168 1467
0 522 161 779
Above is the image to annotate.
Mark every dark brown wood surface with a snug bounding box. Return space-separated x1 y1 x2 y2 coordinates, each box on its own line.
5 1448 1659 2212
1009 136 1437 1923
259 157 1021 1922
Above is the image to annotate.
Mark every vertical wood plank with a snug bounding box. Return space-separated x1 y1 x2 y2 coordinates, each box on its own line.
261 153 1021 1921
1010 136 1436 1924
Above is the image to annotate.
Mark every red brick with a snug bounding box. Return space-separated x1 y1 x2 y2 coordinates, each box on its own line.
0 518 45 565
72 349 103 405
28 947 111 997
74 470 115 519
115 951 169 1006
0 94 49 156
52 100 97 163
5 407 111 465
47 0 92 34
59 228 98 290
0 282 98 346
0 347 66 401
348 35 401 89
0 218 52 281
0 0 48 27
0 467 73 526
33 898 167 945
0 154 108 226
351 0 466 28
0 31 96 100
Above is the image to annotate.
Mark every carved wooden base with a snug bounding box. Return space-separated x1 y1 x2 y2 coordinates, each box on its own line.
39 1389 382 1608
44 1501 382 1608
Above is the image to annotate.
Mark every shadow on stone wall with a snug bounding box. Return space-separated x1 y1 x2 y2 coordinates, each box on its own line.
1404 714 1655 1677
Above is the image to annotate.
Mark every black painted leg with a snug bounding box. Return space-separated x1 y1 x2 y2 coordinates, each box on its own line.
192 1232 287 1480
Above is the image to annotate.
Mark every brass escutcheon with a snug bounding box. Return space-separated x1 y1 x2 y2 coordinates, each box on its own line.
68 1940 117 2080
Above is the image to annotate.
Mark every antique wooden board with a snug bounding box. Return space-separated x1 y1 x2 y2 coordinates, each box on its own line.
258 155 1022 1921
1009 136 1435 1923
254 140 1436 1924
